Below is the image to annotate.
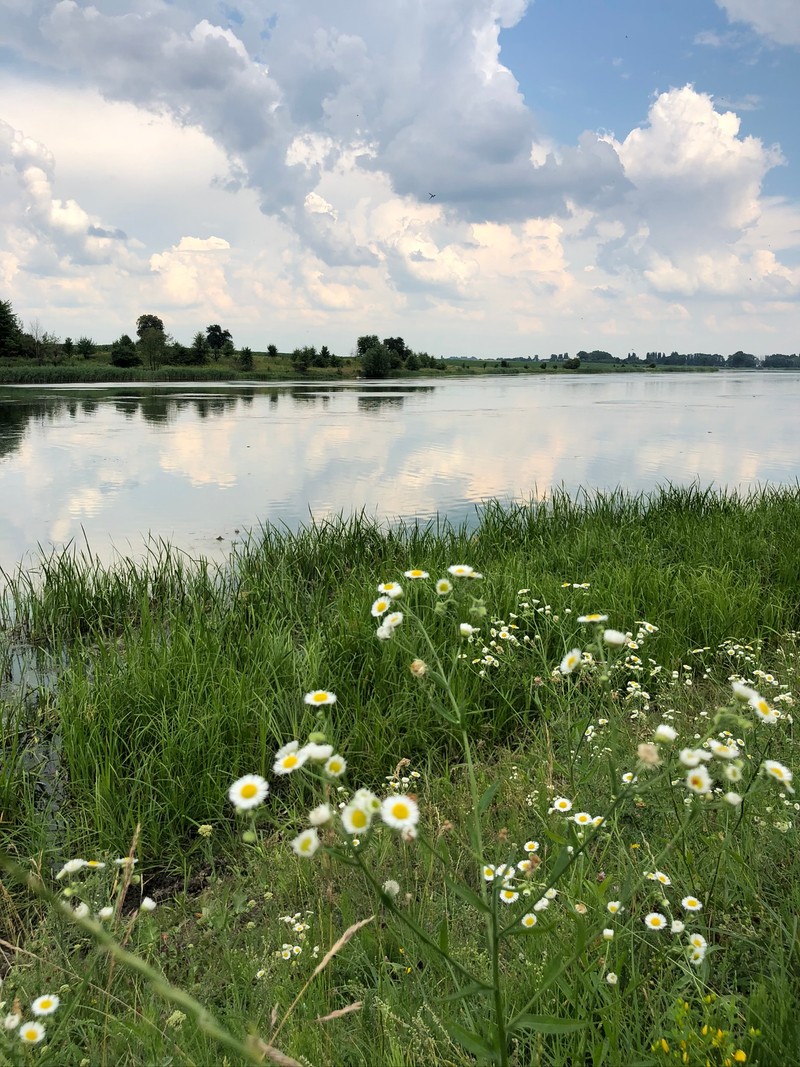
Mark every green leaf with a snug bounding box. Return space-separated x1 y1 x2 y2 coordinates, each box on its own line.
477 780 500 816
437 981 494 1004
438 917 449 955
444 875 491 914
510 1013 589 1036
445 1021 496 1059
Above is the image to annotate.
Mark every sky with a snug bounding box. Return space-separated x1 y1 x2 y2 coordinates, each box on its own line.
1 0 799 359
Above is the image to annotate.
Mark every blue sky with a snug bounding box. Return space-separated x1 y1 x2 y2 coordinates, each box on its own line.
1 0 799 358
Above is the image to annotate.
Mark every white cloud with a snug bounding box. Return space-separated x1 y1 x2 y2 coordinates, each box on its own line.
716 0 800 46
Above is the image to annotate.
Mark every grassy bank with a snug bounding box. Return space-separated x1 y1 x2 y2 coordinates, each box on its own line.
2 487 799 1064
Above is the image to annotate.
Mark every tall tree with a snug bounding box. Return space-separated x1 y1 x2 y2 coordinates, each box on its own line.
0 299 23 356
206 324 232 359
136 314 165 339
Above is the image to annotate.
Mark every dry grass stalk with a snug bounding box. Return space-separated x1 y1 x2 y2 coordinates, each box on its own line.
315 1001 362 1024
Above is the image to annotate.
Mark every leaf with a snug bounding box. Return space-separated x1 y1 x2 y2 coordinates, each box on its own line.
438 917 449 955
445 1021 496 1059
443 875 490 914
477 780 500 816
437 981 494 1004
510 1013 589 1036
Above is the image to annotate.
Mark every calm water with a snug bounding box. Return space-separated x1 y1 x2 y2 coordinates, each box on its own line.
1 372 798 571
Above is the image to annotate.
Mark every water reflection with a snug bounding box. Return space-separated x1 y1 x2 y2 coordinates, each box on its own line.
1 375 799 571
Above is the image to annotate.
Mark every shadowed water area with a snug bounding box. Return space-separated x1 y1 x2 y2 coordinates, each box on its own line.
1 372 799 572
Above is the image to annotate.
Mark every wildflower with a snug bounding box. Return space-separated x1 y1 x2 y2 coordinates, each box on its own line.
762 760 794 793
521 913 538 929
98 906 114 919
304 745 336 768
621 772 638 784
73 902 90 919
404 568 429 579
606 972 618 985
371 597 391 618
707 739 740 759
114 857 138 867
483 864 497 882
56 858 87 879
549 797 573 813
533 897 550 911
645 870 672 887
273 742 309 776
197 824 213 837
607 901 624 915
679 748 706 768
384 611 404 629
725 763 743 782
435 578 452 595
573 812 593 826
3 1013 21 1030
732 681 757 701
517 859 535 873
688 933 707 951
341 803 372 835
733 1051 747 1063
354 788 382 814
459 622 478 637
749 693 779 723
304 689 337 706
308 803 333 826
291 829 321 858
378 582 403 598
689 947 706 967
324 754 347 777
544 888 558 900
577 613 608 623
376 623 394 640
574 902 588 915
447 565 474 577
686 766 713 794
603 928 614 940
654 724 678 743
382 879 401 898
559 648 582 675
18 1021 46 1045
499 888 520 905
409 659 427 677
140 897 156 912
724 792 743 806
381 795 420 831
523 840 539 853
31 996 60 1017
644 912 667 930
637 743 661 767
671 919 685 933
681 896 703 912
603 629 629 646
85 860 105 870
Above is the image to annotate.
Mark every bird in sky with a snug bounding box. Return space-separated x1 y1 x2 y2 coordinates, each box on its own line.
429 192 436 199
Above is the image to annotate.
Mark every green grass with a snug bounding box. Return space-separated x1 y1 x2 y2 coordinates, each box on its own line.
2 487 800 1064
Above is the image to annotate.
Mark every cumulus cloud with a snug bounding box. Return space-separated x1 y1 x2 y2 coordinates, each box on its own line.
715 0 800 47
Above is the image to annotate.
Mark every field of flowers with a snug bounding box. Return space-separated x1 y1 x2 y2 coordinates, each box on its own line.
1 487 799 1065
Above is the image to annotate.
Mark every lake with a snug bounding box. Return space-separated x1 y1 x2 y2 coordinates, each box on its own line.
1 372 798 572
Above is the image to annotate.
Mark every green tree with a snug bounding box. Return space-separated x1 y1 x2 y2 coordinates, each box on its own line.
727 350 758 368
62 337 74 358
361 343 392 378
0 299 23 357
110 334 140 368
76 336 95 359
136 314 165 339
206 324 232 360
190 332 209 365
138 327 166 372
357 334 380 357
267 343 278 358
239 346 254 371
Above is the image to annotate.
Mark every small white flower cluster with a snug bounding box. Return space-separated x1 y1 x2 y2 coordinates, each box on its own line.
385 766 422 793
292 789 421 859
3 993 60 1046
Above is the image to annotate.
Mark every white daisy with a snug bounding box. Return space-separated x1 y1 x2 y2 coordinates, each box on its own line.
291 829 321 858
644 912 667 930
304 690 337 706
577 613 608 624
435 578 453 595
273 742 309 776
18 1021 46 1045
654 724 678 743
341 803 372 835
324 754 347 777
308 803 333 826
606 901 624 915
371 597 391 618
603 629 629 647
378 582 403 598
499 888 519 905
549 797 573 813
681 896 703 912
404 568 429 579
685 766 713 794
521 913 538 929
670 919 685 934
447 565 474 577
30 996 59 1017
762 760 794 792
56 858 87 879
559 649 582 675
380 795 420 831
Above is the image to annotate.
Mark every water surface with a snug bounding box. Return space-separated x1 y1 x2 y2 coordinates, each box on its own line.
1 373 797 571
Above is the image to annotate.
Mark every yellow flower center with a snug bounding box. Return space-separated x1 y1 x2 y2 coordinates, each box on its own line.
39 1000 53 1011
282 755 298 769
329 761 342 773
241 783 258 799
391 802 409 819
351 809 367 829
312 692 327 702
24 1029 39 1041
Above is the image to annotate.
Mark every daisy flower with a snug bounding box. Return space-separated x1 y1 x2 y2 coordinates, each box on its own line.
56 858 87 879
228 774 269 810
273 741 309 776
140 897 156 912
30 996 59 1017
645 870 672 887
384 611 404 629
304 690 337 706
750 694 779 723
670 919 685 934
724 763 743 782
378 582 403 598
724 791 743 806
606 901 624 915
371 597 391 618
521 913 538 929
602 929 614 940
447 564 474 577
603 629 629 646
380 795 420 831
301 742 334 763
688 932 707 950
681 896 703 912
114 857 138 867
654 724 678 743
74 902 90 919
324 754 347 777
517 859 535 873
689 947 706 967
559 648 582 675
18 1021 46 1045
376 623 394 640
573 812 593 826
533 897 550 912
459 622 478 637
404 568 429 579
606 972 618 985
686 766 713 794
544 888 558 900
644 912 667 931
707 739 739 759
621 772 638 784
435 578 452 595
679 748 707 768
577 613 608 624
499 888 519 905
85 860 106 870
341 802 372 835
291 829 321 858
732 681 757 701
523 840 539 853
483 864 497 882
762 760 794 792
549 797 573 813
97 906 114 919
308 803 333 826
